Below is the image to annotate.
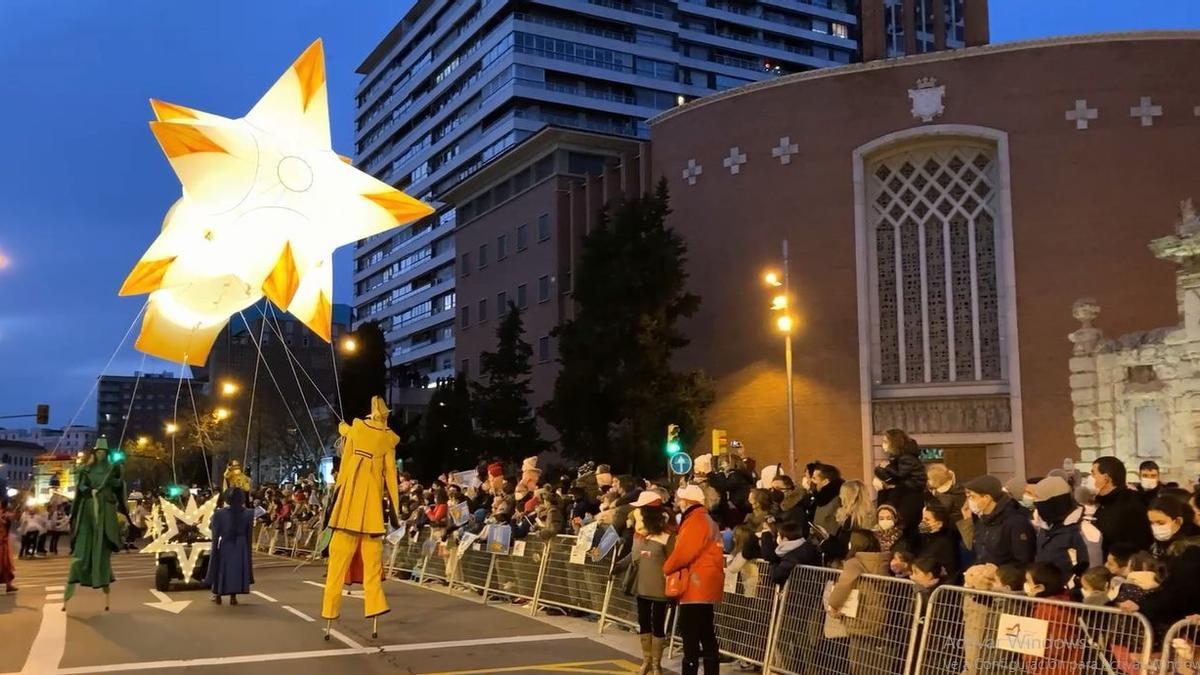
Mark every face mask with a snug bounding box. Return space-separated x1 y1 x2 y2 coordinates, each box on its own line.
1032 511 1050 530
890 562 908 576
801 476 812 491
878 519 895 531
1023 583 1042 598
967 499 984 516
1141 478 1159 490
675 513 682 525
918 521 939 534
1152 523 1176 541
770 489 784 503
1020 497 1035 510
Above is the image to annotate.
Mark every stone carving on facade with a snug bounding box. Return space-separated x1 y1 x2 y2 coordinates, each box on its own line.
872 396 1011 435
908 77 946 124
1069 198 1200 482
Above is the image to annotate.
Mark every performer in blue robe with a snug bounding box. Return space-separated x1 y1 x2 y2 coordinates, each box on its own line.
206 488 254 605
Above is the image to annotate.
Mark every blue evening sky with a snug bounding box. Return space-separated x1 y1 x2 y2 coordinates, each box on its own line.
0 0 1196 427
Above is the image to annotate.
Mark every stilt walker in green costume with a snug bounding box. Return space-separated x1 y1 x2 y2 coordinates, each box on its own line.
63 438 125 611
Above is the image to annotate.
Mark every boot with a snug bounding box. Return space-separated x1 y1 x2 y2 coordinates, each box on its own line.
638 635 653 674
649 637 664 675
230 595 238 606
681 659 699 675
702 657 720 675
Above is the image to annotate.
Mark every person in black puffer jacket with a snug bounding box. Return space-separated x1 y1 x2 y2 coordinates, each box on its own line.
1091 456 1154 558
1119 497 1200 639
874 429 927 551
916 500 961 584
959 475 1036 566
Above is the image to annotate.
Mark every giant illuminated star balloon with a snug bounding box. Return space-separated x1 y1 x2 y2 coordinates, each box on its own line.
120 39 434 364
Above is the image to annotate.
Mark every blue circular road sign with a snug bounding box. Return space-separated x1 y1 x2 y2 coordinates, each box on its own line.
669 453 693 475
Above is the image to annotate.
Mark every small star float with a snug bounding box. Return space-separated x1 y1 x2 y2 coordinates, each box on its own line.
142 495 218 581
120 39 433 365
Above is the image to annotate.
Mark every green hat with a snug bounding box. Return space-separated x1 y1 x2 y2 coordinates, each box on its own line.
93 437 109 451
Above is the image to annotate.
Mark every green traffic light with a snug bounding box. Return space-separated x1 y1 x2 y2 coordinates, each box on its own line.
666 440 682 455
167 485 183 498
110 450 126 463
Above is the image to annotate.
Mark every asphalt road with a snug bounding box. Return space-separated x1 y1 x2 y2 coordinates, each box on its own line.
0 548 651 675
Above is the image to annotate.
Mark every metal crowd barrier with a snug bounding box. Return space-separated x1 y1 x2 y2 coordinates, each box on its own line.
244 520 1177 675
1161 617 1200 674
914 585 1155 675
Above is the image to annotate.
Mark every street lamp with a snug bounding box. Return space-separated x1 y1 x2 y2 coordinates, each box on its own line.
340 336 357 353
137 436 149 448
764 238 796 476
221 380 239 397
213 407 230 422
165 422 178 435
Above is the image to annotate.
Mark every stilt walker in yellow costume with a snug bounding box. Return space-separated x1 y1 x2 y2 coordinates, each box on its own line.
322 396 400 639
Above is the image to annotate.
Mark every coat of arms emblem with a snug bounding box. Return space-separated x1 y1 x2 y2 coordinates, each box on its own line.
908 77 946 123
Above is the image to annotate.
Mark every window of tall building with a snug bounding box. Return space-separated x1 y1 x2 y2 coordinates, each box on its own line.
497 291 507 313
461 358 469 376
833 23 849 39
538 275 550 303
517 284 528 309
868 142 1002 385
479 299 488 323
537 214 551 242
538 336 550 363
497 234 508 260
517 223 529 250
479 243 488 268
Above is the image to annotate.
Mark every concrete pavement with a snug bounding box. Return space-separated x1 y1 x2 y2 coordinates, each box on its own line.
0 550 651 675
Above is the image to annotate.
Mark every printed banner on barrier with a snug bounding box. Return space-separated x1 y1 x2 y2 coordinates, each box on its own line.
591 526 620 562
724 569 738 593
487 524 512 555
995 613 1049 657
386 523 407 545
512 540 526 557
457 531 480 557
571 522 599 564
450 501 470 527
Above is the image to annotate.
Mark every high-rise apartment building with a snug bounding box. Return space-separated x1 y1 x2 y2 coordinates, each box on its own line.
351 0 862 383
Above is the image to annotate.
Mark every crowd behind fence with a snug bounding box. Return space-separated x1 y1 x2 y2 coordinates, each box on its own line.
249 522 1199 674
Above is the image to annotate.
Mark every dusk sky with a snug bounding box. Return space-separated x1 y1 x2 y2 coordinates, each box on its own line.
0 1 1197 428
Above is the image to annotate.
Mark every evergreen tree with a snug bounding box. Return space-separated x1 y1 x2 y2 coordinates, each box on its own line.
407 375 475 480
471 302 545 462
541 179 713 475
338 320 388 422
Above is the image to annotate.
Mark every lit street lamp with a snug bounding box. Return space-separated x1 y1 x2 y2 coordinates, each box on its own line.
221 380 239 397
340 336 357 353
764 238 796 476
165 422 178 435
213 407 231 422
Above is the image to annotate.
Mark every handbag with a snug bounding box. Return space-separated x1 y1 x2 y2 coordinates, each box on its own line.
620 557 639 597
665 568 689 599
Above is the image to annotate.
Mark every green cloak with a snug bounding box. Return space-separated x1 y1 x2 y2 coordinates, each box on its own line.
67 457 125 588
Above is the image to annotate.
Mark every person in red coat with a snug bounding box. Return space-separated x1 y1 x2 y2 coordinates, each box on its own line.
663 484 724 675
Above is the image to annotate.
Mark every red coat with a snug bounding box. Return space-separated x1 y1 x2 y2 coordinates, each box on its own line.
663 505 725 605
1023 594 1083 675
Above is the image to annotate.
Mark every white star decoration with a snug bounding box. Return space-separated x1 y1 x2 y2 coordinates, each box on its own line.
119 39 433 365
140 496 218 581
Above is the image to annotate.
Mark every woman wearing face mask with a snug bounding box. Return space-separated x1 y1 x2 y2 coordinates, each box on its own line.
872 505 903 553
1118 497 1200 632
916 501 960 584
1031 476 1090 580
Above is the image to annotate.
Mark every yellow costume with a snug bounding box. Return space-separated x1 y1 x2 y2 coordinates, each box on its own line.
321 397 399 621
222 460 251 494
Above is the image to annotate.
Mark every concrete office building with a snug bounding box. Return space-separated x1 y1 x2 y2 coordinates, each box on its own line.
351 0 863 384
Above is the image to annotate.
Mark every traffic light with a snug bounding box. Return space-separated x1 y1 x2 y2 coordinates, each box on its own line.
36 404 49 425
665 424 681 455
167 485 184 498
109 449 126 463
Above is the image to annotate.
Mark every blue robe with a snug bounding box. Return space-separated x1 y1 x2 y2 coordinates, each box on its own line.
206 489 254 595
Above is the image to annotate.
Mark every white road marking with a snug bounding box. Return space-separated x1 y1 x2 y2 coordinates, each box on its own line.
144 589 190 614
46 593 63 601
46 585 64 591
303 579 363 598
329 629 363 650
250 590 277 602
282 605 315 622
52 646 372 674
19 602 66 674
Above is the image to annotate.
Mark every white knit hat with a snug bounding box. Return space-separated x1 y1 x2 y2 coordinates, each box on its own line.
676 484 706 504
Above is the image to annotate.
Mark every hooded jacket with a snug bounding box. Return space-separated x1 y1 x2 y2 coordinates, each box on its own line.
875 447 928 539
1035 504 1090 578
760 531 821 587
